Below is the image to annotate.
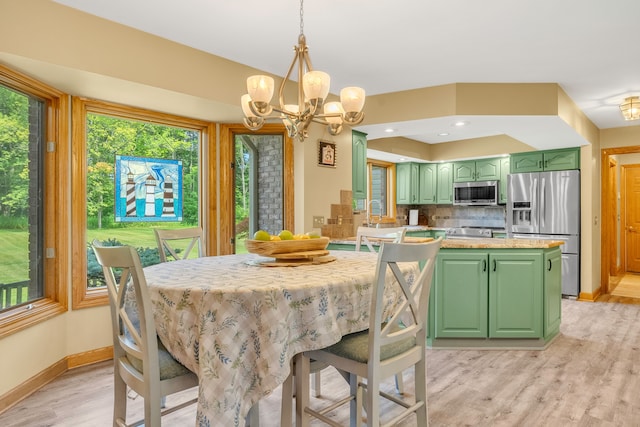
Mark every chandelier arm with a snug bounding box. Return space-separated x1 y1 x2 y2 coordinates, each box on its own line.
277 46 302 112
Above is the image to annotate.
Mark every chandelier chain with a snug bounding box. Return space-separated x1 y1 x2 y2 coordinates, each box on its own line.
299 0 304 36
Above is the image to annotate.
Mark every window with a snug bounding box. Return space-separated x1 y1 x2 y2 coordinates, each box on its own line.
220 124 293 255
72 98 214 309
0 65 68 335
365 159 396 219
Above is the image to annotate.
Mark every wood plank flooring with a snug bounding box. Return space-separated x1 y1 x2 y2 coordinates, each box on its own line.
4 298 640 426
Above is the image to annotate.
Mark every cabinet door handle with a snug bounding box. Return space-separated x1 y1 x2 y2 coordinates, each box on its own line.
493 259 497 271
538 160 542 168
548 259 552 271
544 160 548 168
482 259 487 272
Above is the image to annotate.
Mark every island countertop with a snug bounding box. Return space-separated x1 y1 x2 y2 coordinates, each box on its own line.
329 237 563 249
441 238 564 249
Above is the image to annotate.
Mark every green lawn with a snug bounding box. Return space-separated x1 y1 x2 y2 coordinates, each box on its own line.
1 225 248 284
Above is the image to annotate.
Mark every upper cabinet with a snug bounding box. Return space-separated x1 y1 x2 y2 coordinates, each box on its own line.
436 163 453 204
352 130 367 200
418 163 437 204
396 162 420 204
499 157 510 204
453 158 501 182
397 162 452 205
510 148 580 173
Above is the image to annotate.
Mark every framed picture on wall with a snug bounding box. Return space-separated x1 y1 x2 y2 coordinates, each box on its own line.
318 140 336 167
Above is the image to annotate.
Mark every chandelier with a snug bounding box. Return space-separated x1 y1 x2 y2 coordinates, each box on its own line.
620 96 640 121
241 0 365 142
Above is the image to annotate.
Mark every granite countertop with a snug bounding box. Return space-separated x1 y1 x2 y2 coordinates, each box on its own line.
330 236 434 245
329 237 563 249
441 238 564 249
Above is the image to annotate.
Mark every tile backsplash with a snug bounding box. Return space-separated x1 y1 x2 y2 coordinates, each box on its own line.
397 205 506 229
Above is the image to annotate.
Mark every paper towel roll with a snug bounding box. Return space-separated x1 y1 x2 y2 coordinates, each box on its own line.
409 210 419 226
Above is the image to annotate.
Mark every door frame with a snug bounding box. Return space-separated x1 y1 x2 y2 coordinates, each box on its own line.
219 124 294 255
601 145 640 293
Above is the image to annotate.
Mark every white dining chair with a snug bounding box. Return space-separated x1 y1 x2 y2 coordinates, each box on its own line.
296 238 442 427
154 227 205 262
92 241 198 427
355 225 407 394
355 226 407 253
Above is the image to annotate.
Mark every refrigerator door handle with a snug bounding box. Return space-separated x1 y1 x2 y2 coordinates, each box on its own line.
540 176 545 230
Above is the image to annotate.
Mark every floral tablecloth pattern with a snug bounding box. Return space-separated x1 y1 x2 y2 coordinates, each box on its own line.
144 250 418 427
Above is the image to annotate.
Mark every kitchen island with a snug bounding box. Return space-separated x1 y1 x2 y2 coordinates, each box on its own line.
329 237 563 350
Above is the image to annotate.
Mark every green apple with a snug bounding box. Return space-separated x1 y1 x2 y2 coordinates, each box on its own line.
253 230 271 241
279 230 294 240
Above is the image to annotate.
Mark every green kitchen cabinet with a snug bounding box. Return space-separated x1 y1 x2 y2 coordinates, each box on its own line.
499 156 510 204
543 148 580 171
436 162 453 204
396 162 419 204
418 163 437 204
510 148 580 173
543 249 562 339
431 247 561 344
488 252 542 338
434 251 489 338
453 158 501 182
351 130 367 200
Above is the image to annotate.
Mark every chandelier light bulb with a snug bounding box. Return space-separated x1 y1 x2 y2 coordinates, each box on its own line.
246 75 274 105
324 102 344 124
303 71 330 101
340 87 366 113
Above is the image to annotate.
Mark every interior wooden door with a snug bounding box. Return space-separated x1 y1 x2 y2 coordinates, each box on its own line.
625 166 640 273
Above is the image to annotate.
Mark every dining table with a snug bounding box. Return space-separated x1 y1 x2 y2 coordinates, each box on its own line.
143 249 421 427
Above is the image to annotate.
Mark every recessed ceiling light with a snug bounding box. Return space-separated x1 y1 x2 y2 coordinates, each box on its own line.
453 121 467 127
384 128 395 133
438 132 449 136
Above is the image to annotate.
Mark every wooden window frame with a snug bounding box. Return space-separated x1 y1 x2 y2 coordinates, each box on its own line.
367 159 397 220
219 124 294 255
0 65 69 337
71 98 216 309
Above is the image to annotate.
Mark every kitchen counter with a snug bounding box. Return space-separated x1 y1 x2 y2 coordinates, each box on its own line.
441 238 563 249
330 237 563 249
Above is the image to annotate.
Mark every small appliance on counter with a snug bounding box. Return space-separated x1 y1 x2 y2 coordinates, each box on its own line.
409 209 419 226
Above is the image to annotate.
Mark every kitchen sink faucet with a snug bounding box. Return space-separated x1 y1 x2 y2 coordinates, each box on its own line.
367 199 382 227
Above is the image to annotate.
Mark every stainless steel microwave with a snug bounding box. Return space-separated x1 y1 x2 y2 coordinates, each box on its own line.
453 180 499 206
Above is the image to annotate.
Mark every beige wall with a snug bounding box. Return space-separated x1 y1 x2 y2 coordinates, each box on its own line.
0 0 638 404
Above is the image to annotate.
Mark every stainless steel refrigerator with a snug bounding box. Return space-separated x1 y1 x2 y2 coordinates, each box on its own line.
507 170 580 296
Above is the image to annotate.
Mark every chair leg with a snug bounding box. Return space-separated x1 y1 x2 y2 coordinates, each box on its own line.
394 372 405 394
246 402 260 426
351 374 361 427
113 375 127 427
415 360 429 426
312 371 322 397
280 371 294 427
295 354 311 427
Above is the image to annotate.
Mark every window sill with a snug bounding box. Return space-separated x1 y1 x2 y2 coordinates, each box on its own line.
0 299 67 338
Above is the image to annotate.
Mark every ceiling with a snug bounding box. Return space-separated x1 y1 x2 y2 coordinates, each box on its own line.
51 0 640 161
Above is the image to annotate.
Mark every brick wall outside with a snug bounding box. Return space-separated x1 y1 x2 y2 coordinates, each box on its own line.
256 135 284 234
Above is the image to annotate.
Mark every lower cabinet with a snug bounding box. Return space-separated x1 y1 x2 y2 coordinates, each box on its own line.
432 248 561 342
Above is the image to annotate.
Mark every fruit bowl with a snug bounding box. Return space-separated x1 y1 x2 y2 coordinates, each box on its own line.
245 236 330 256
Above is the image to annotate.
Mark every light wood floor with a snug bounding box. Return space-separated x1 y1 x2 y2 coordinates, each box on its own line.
4 298 640 426
597 273 640 304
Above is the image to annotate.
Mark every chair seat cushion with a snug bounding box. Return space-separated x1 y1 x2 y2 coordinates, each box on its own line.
127 338 194 380
324 328 416 363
